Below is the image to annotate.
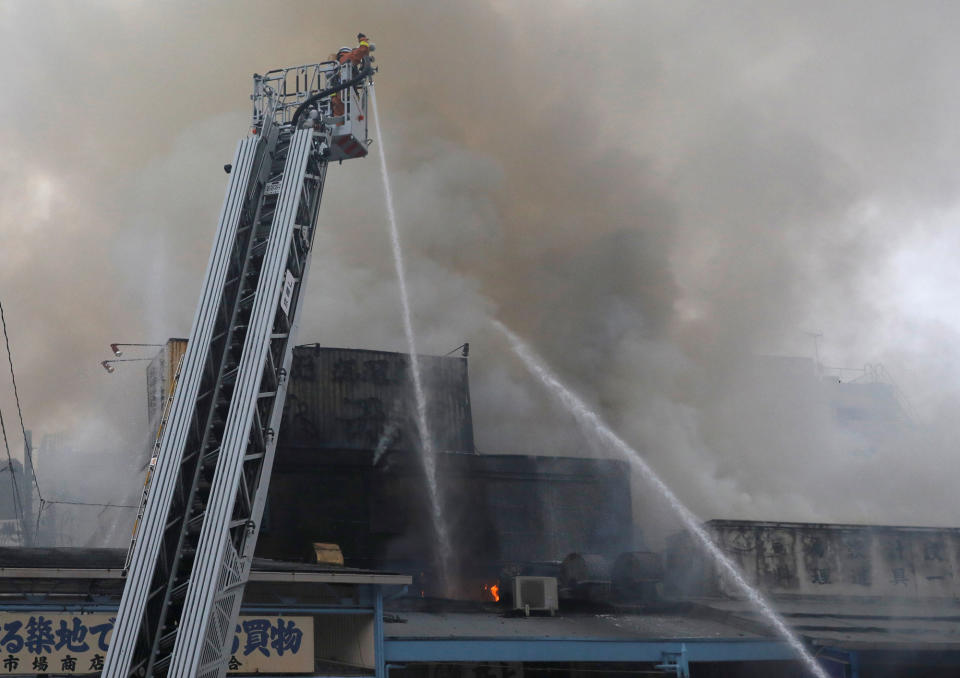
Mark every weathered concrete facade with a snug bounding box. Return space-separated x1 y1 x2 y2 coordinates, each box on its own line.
667 520 960 600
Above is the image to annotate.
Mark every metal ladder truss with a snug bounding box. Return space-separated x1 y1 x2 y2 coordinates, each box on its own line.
104 112 333 677
125 354 186 571
171 127 325 678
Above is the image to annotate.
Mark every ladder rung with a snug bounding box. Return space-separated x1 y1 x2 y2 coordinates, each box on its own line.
169 581 190 602
186 514 205 534
115 125 323 677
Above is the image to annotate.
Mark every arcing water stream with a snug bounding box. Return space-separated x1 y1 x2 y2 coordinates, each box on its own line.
370 85 453 588
493 319 829 678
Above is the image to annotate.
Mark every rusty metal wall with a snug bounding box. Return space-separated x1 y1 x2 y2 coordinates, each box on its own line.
166 338 187 389
278 346 474 453
666 519 960 600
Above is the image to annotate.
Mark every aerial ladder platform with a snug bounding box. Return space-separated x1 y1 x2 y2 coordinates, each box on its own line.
103 57 375 678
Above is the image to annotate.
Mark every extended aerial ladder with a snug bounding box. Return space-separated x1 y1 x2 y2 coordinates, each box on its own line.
103 57 375 678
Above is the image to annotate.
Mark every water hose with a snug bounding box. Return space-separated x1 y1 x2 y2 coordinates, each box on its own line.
290 65 375 127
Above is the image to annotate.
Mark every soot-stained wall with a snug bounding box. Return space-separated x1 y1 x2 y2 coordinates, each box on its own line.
256 449 633 578
257 346 633 578
278 346 474 454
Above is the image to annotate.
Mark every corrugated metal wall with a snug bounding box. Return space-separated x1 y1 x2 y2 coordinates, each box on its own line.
278 346 474 453
257 451 634 575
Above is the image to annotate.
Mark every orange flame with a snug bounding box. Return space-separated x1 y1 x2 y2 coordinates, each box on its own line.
482 583 501 602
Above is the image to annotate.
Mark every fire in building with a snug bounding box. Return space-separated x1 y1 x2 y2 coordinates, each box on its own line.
4 338 960 678
2 52 959 678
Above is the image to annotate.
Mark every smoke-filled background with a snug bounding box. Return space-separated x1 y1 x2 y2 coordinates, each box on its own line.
2 0 960 546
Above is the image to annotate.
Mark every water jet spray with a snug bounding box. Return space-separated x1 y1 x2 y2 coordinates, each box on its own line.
370 85 454 591
493 319 829 678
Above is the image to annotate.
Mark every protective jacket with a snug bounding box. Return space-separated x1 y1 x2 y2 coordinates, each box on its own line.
341 37 371 66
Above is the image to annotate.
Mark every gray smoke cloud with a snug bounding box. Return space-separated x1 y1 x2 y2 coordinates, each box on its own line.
3 1 960 546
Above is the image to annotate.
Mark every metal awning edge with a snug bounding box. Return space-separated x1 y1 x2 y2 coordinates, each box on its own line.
0 568 411 585
0 568 124 579
384 638 795 663
248 571 412 585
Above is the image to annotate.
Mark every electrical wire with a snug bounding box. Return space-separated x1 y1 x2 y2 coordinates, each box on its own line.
45 499 139 509
0 301 29 452
34 498 44 536
0 299 42 502
0 300 140 516
0 300 26 538
0 403 25 539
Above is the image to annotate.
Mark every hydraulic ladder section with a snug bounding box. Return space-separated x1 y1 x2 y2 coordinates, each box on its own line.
124 354 185 569
104 61 372 678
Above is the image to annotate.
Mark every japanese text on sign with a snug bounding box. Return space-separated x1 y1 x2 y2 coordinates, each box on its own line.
0 613 313 674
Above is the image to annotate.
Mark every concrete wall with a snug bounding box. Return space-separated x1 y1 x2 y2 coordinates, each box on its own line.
666 520 960 600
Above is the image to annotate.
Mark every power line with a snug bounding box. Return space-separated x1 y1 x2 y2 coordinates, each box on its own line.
0 404 25 539
0 299 41 502
34 498 44 537
0 301 137 517
44 499 138 509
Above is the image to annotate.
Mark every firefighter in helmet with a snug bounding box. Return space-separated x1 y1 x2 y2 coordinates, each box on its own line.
331 35 373 118
329 46 353 118
340 33 374 66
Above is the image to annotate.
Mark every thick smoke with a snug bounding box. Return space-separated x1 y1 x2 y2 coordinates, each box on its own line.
3 1 960 546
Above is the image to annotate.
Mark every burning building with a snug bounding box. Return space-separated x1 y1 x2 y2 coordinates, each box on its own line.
254 344 634 594
3 340 960 677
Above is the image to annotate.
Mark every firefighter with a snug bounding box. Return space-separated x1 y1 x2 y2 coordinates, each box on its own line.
331 35 373 118
330 92 345 118
329 46 352 118
340 33 373 66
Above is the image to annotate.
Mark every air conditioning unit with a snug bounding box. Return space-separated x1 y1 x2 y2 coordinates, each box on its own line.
512 576 559 615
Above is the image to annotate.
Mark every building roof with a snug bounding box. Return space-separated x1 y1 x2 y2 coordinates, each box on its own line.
381 606 797 665
250 557 411 585
0 547 411 585
695 597 960 651
385 609 767 641
705 519 960 534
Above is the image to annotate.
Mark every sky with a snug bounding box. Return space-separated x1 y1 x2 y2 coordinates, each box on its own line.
3 0 960 545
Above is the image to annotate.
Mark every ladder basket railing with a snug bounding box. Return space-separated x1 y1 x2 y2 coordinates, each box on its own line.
252 61 342 127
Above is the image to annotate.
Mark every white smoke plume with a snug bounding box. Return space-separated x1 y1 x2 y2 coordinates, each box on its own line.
2 1 960 545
